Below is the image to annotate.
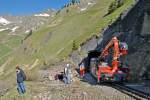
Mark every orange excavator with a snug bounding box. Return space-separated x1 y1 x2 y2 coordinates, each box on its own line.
89 36 130 83
97 36 129 83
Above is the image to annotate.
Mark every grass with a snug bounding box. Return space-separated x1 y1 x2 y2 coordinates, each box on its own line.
0 31 23 78
5 36 22 48
24 0 132 58
0 44 11 57
0 82 32 100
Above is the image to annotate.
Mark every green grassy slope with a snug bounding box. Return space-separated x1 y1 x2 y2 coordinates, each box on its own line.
0 31 23 65
23 0 135 58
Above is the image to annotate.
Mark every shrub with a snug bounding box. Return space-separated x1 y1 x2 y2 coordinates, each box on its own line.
56 10 60 15
24 30 33 40
25 70 40 81
71 0 80 5
108 0 124 14
108 1 117 14
72 40 78 51
71 0 76 5
66 9 69 13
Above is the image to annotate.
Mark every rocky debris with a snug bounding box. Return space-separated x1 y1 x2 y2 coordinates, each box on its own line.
0 82 9 97
0 88 9 97
39 61 78 83
29 75 135 100
27 69 135 100
39 68 59 82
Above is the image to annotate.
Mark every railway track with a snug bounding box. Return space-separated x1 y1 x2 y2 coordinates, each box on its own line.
84 73 150 99
111 83 150 100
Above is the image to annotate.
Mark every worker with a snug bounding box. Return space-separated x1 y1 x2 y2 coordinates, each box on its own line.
79 62 85 78
63 65 68 84
97 63 102 83
120 42 128 55
16 65 26 95
64 64 69 76
67 65 72 84
63 64 72 84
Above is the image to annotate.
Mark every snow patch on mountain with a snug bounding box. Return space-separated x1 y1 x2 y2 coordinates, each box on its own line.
88 2 92 5
25 30 30 33
34 13 50 17
11 26 19 32
80 8 87 11
0 28 9 32
0 17 11 25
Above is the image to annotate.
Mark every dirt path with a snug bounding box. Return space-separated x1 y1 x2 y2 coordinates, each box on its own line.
30 80 135 100
28 72 136 100
0 64 137 100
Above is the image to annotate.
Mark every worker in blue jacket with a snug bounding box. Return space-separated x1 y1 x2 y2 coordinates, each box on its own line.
16 65 26 95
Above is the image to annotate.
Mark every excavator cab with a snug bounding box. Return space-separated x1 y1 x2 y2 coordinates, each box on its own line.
119 42 128 55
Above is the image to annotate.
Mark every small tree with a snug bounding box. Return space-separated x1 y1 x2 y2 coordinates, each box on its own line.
66 9 69 13
108 0 124 14
24 30 33 40
71 0 76 5
72 40 78 51
117 0 124 7
71 0 80 5
56 10 60 15
108 1 117 14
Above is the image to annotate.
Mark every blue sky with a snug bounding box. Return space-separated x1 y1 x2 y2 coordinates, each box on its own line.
0 0 70 15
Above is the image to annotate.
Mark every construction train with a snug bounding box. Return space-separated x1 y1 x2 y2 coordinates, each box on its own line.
87 36 130 83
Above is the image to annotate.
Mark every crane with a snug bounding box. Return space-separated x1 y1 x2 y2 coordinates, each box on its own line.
97 36 129 83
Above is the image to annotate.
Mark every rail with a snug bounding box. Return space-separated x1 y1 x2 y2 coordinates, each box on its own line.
111 83 150 100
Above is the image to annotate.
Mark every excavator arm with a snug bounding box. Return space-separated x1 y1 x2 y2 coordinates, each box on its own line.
96 36 129 82
100 37 120 60
100 37 121 75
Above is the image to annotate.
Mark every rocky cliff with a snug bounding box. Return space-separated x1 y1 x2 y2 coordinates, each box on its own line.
98 0 150 80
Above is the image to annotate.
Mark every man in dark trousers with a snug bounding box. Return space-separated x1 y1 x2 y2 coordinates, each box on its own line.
16 65 26 95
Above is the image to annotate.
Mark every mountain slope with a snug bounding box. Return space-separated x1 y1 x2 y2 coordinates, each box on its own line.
0 0 135 99
22 0 135 58
0 0 135 78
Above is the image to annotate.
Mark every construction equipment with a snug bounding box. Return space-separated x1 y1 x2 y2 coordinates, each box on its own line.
88 36 130 83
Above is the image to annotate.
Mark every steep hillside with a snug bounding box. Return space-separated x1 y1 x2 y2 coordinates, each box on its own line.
0 0 135 79
0 0 136 99
20 0 134 59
